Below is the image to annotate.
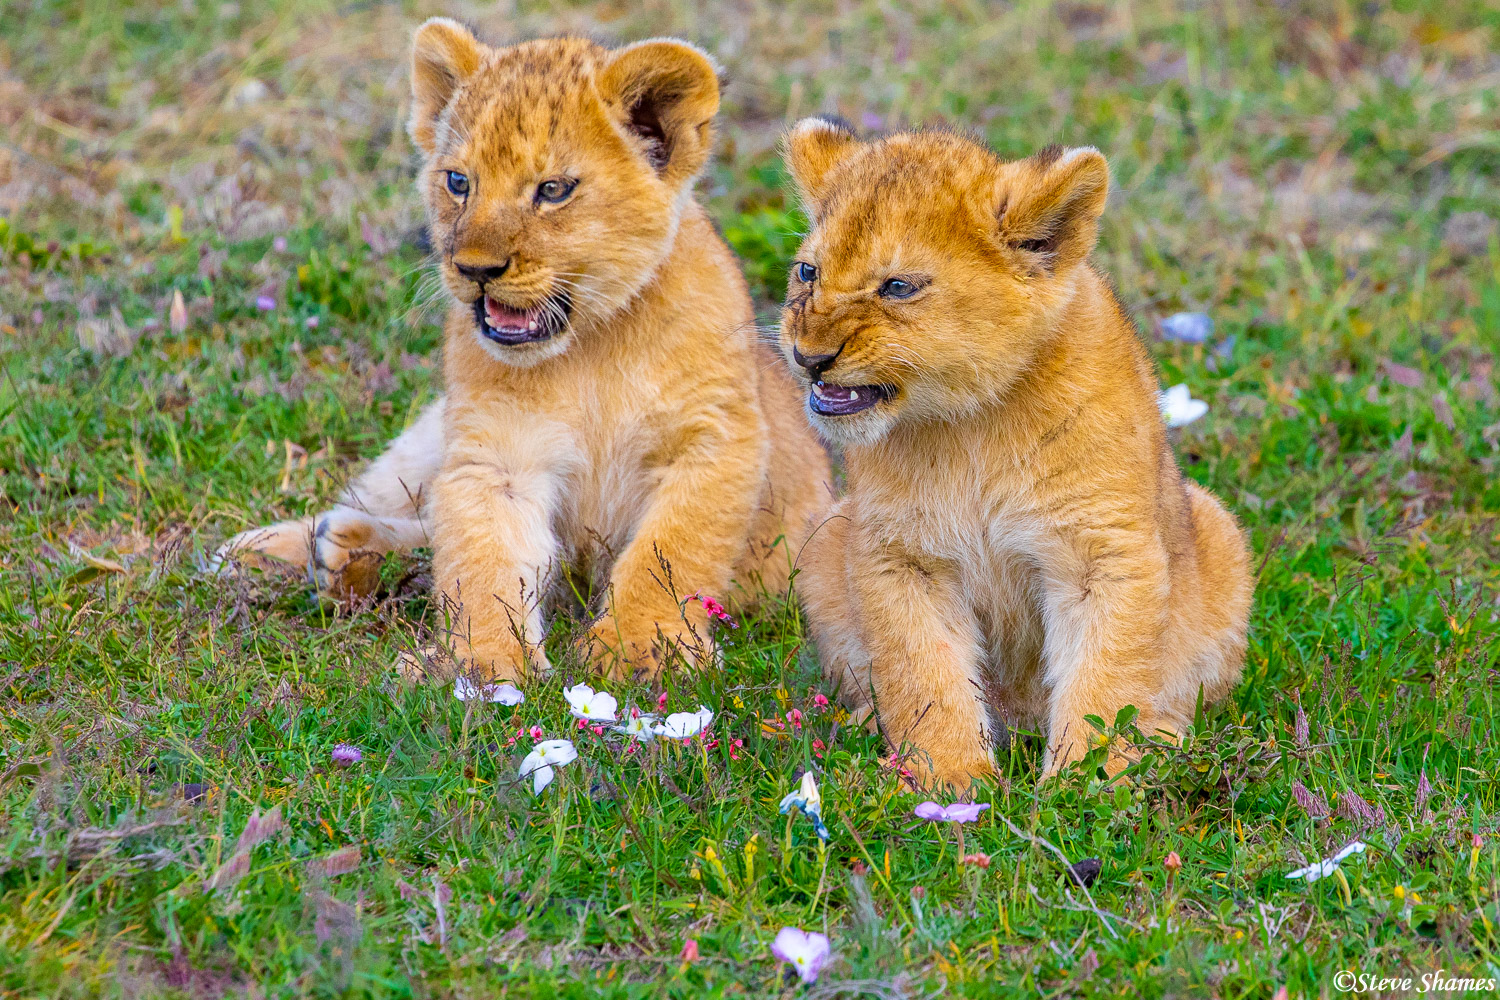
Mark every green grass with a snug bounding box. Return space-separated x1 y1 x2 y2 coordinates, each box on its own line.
3 0 1499 995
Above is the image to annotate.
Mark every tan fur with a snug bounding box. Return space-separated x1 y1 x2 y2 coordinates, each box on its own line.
220 24 829 681
780 121 1252 789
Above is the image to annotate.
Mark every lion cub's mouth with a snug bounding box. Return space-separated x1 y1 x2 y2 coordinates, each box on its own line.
809 380 894 416
474 292 572 345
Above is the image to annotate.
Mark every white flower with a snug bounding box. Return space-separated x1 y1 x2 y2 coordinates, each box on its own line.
1286 840 1367 883
1159 383 1209 428
653 706 714 740
564 684 618 722
612 713 660 741
518 739 578 795
454 676 525 705
771 927 831 984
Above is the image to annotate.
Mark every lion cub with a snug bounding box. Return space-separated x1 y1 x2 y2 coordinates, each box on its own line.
779 121 1252 787
221 23 829 681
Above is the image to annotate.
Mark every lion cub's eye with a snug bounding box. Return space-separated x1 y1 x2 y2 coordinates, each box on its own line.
445 171 469 197
536 178 578 204
878 278 919 299
796 262 817 283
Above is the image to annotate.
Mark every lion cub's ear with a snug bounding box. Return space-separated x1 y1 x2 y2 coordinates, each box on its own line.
409 18 484 155
995 145 1109 273
783 116 861 210
599 39 721 185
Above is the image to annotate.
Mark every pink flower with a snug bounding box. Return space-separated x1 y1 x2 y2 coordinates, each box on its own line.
657 691 669 711
591 725 605 736
914 801 990 823
787 708 803 730
812 693 830 710
693 591 738 628
330 744 361 768
728 738 744 760
680 938 699 963
812 738 825 759
528 725 544 740
576 718 588 730
272 236 288 252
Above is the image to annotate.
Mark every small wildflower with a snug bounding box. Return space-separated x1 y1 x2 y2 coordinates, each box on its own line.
518 739 577 795
254 294 276 311
654 706 714 740
612 713 659 742
1286 840 1368 883
330 744 361 768
679 938 699 963
961 852 991 868
693 591 738 628
1158 383 1208 428
728 738 745 760
272 236 288 253
812 693 830 710
910 885 927 900
528 725 544 740
770 927 830 985
779 771 831 841
304 315 320 330
564 683 618 722
453 676 525 705
811 737 825 759
914 801 990 824
168 290 188 334
657 691 669 711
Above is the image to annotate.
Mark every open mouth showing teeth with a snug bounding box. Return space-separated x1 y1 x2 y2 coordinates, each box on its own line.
474 292 572 345
809 380 894 416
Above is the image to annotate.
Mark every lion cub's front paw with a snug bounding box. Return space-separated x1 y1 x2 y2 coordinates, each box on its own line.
581 615 705 683
307 510 386 601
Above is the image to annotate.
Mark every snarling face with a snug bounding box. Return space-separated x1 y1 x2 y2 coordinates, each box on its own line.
408 22 720 367
778 119 1110 445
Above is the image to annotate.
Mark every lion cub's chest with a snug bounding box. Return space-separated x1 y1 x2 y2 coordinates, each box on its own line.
494 359 698 558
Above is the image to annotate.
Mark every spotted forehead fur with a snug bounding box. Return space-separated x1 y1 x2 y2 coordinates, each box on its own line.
433 38 607 163
807 131 1006 273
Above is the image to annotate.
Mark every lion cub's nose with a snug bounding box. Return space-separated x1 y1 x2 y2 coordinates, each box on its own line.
455 259 510 285
793 344 840 378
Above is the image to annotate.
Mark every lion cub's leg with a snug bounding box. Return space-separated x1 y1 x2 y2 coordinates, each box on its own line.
218 400 443 600
796 501 876 724
1039 528 1172 778
852 538 996 791
588 422 764 682
430 424 572 683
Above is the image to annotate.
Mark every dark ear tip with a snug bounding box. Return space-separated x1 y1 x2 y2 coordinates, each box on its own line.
807 114 858 137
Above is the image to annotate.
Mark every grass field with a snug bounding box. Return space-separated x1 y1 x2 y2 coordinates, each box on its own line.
3 0 1500 996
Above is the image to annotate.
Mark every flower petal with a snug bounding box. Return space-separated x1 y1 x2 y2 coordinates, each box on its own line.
943 802 990 823
913 801 948 821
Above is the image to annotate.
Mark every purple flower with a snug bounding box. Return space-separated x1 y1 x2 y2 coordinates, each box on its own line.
330 744 362 768
272 236 288 253
914 801 990 823
771 927 830 984
254 294 276 311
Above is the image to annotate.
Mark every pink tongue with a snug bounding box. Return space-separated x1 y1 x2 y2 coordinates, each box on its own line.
485 296 533 330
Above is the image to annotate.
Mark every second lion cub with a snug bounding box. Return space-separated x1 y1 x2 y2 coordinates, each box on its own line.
780 121 1252 788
